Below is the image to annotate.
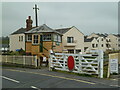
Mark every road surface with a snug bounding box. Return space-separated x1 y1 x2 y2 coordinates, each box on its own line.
1 67 119 89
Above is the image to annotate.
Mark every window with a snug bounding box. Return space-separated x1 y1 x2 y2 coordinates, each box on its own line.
119 39 120 41
76 49 81 54
19 36 23 42
43 34 51 41
33 35 38 44
101 44 104 47
58 35 61 42
106 44 111 48
68 49 74 53
67 37 74 43
92 44 95 48
96 44 98 47
101 38 103 41
54 34 61 42
119 44 120 47
21 36 23 41
106 39 111 42
19 36 20 41
27 35 32 41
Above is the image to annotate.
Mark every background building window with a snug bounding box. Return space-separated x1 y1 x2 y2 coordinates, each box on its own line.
101 44 104 47
92 44 95 48
101 38 104 41
68 49 74 53
76 49 81 54
27 35 32 41
33 35 38 44
67 37 74 43
96 44 98 47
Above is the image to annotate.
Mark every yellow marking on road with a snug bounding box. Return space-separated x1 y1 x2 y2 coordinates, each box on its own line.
3 68 95 85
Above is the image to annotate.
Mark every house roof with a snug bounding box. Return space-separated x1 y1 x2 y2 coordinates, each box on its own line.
11 28 26 35
96 33 108 37
25 24 62 35
113 34 120 38
55 27 72 34
84 37 95 42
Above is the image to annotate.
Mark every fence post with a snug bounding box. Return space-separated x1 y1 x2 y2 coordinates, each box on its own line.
23 56 25 65
63 53 66 70
78 53 82 73
13 55 15 64
49 50 54 71
99 50 103 78
32 56 34 65
35 56 38 67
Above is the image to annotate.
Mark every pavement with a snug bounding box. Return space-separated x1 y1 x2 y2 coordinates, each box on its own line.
1 66 120 89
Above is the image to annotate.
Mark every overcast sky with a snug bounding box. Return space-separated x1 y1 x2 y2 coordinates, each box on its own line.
1 2 118 36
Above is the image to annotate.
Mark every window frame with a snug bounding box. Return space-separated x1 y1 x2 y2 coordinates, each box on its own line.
27 34 32 41
67 37 74 43
33 34 39 44
43 34 51 41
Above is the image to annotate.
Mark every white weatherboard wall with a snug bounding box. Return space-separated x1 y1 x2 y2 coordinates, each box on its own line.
62 26 84 53
9 34 25 51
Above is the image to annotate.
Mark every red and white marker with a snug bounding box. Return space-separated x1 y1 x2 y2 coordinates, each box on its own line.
67 56 75 71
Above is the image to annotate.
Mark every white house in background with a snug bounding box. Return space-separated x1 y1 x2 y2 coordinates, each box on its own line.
9 28 26 51
55 26 84 54
107 34 120 50
9 16 33 51
84 33 111 52
84 37 98 52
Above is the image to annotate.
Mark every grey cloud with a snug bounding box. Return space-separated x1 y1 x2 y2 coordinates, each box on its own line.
2 2 118 36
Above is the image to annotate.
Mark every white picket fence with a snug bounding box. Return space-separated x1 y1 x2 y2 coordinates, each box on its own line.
1 55 38 67
49 50 103 78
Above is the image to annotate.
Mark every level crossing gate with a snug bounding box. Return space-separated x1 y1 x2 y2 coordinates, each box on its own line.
49 50 103 78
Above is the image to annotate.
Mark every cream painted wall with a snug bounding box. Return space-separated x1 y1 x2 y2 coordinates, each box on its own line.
9 34 25 51
107 34 120 50
62 26 84 53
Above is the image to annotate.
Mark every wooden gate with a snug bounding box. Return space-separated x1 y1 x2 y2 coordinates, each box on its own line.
49 50 103 78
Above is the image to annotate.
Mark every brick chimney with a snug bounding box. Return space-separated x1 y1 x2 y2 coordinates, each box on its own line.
26 16 33 31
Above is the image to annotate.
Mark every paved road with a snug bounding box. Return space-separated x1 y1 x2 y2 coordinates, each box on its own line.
1 67 119 89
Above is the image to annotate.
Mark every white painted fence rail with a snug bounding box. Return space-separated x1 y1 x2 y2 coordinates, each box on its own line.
1 55 38 67
49 50 103 78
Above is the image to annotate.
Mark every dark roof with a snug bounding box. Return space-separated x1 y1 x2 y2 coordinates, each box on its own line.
113 34 120 37
25 24 62 35
11 28 26 35
96 33 108 37
55 27 72 34
84 37 95 42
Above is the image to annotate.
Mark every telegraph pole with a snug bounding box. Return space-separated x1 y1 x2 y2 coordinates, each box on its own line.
33 4 39 27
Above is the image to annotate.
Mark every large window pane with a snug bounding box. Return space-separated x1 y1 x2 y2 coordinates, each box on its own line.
67 37 74 43
43 34 51 41
33 35 38 44
27 35 32 41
